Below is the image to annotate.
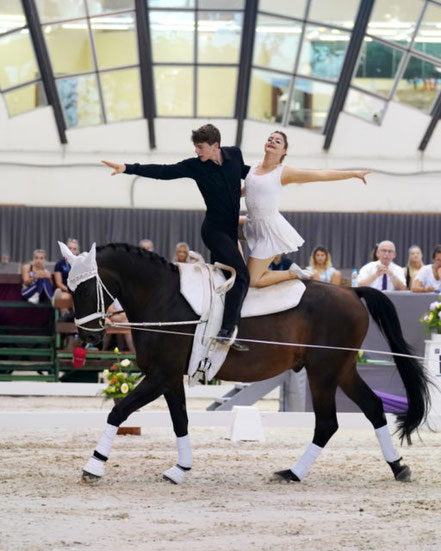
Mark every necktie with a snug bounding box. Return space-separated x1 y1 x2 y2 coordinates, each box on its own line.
381 273 387 290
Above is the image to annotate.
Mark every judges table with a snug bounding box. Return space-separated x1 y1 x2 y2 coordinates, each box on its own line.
361 290 438 359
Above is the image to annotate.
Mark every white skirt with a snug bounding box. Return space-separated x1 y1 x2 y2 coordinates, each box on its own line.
243 211 304 259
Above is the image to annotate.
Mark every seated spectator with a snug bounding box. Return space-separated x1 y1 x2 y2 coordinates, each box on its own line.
357 240 406 291
403 245 424 289
173 242 204 264
53 238 79 320
269 254 292 271
411 245 441 293
370 243 379 262
21 249 54 304
139 239 154 252
307 245 342 285
103 298 135 352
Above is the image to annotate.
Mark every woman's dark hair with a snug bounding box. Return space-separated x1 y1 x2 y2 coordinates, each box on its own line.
273 130 288 162
432 244 441 259
371 243 379 262
191 124 221 145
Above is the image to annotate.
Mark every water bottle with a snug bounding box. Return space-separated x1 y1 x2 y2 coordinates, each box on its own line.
351 269 358 288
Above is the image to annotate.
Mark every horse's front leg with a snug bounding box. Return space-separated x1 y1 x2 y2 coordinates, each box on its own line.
82 372 166 483
162 380 193 485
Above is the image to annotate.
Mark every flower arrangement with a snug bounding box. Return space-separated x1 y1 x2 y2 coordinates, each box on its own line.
420 300 441 333
101 347 141 401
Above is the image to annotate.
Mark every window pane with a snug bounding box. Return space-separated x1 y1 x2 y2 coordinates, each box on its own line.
35 0 86 23
298 25 350 80
368 0 423 46
101 68 142 122
308 0 360 29
248 68 290 123
148 0 195 7
57 74 102 127
150 11 194 63
44 22 94 75
0 31 39 89
199 0 244 8
413 2 441 61
3 82 47 116
258 0 306 19
394 56 441 113
288 78 334 130
197 67 237 117
154 66 193 116
0 0 26 33
198 11 242 64
253 14 302 73
353 39 404 98
87 0 134 16
344 88 386 124
92 13 137 70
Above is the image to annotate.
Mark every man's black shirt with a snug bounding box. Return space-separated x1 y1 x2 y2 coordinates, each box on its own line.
125 146 249 235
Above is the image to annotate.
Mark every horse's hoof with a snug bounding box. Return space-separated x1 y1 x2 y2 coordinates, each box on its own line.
82 470 102 484
273 469 300 483
394 465 411 482
162 465 188 485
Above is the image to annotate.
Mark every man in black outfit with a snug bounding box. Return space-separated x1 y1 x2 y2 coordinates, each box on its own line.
102 124 250 351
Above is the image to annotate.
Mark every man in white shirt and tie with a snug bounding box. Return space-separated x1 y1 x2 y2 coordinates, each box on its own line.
357 240 406 291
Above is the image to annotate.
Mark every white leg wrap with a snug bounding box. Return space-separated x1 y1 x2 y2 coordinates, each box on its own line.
163 465 188 485
95 423 118 459
177 435 193 469
375 425 400 463
83 456 106 478
290 443 323 480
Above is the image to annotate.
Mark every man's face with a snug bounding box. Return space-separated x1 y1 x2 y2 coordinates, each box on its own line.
377 242 396 266
194 142 219 162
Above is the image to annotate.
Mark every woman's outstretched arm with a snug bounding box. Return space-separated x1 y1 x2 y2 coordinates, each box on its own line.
281 166 370 186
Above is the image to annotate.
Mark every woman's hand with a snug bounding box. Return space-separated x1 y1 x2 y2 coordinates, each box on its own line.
354 170 371 185
102 160 126 175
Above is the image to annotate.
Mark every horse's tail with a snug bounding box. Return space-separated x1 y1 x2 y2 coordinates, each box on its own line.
354 286 431 443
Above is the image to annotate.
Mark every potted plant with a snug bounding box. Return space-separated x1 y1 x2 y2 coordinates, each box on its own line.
420 300 441 338
101 348 142 435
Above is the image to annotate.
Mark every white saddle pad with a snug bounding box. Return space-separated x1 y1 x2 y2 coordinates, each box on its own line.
178 262 306 319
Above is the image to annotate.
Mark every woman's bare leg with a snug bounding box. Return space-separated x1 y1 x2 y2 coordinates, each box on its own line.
248 256 297 288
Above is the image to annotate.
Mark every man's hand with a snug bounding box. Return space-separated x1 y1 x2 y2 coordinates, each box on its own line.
354 170 370 185
376 264 388 276
102 160 126 175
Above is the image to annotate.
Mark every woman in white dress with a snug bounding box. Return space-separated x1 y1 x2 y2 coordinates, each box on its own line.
241 131 370 288
411 245 441 293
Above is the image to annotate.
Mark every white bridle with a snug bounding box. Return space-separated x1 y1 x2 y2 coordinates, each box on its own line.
74 275 117 332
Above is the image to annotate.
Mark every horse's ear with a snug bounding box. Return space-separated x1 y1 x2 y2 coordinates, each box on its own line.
58 241 76 265
89 242 96 260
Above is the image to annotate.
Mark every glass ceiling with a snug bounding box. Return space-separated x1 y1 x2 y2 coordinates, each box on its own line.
0 0 440 148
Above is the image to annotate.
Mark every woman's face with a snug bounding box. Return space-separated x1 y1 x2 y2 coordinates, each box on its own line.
409 247 422 264
314 250 327 266
265 133 286 161
433 252 441 269
33 252 46 268
176 246 188 262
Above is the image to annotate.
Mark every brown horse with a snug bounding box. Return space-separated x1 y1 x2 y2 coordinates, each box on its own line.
65 243 430 485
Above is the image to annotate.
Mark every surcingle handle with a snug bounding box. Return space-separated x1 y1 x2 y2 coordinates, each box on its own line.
213 262 236 295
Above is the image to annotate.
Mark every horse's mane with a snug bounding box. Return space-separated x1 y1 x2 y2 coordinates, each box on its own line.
96 243 179 273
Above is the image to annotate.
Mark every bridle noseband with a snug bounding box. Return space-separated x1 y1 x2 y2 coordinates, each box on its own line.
74 275 117 332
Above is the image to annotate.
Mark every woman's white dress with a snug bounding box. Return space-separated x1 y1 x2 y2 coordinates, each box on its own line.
243 163 304 259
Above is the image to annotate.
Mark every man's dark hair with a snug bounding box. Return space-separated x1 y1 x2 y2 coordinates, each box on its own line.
191 124 221 145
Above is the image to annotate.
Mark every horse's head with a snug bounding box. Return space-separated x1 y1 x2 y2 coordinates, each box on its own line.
58 242 115 345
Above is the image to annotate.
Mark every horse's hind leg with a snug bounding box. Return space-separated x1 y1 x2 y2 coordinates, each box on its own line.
339 367 411 482
276 381 339 483
82 372 166 483
162 381 193 485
